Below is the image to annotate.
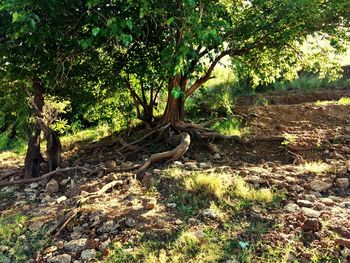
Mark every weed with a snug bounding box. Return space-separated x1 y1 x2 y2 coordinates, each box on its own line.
184 172 230 199
298 161 331 174
210 117 248 137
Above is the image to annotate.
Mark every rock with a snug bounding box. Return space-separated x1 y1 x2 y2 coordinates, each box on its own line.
175 219 183 225
301 207 320 218
166 203 177 209
47 254 72 263
335 238 350 248
30 182 39 189
46 179 59 195
60 160 71 168
284 203 300 213
346 160 350 172
105 160 116 169
97 221 118 233
340 202 350 209
310 180 332 192
304 194 316 202
64 238 87 252
302 218 321 232
56 196 67 204
297 200 313 208
198 162 211 169
319 198 334 206
310 191 322 198
203 209 218 219
81 249 97 261
99 239 111 251
185 162 198 170
336 178 349 189
29 221 44 231
42 195 52 203
173 161 183 167
212 153 221 159
194 230 205 242
125 218 137 227
143 198 157 210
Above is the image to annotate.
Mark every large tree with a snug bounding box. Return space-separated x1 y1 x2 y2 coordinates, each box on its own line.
81 0 349 125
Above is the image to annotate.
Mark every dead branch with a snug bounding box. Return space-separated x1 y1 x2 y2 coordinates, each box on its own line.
0 167 95 187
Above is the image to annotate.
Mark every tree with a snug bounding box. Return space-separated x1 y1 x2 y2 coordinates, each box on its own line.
0 0 85 177
81 0 349 125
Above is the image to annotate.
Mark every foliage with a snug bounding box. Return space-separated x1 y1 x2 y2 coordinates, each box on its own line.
210 118 248 137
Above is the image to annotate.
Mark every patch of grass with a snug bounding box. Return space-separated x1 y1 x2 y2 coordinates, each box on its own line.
184 172 230 199
61 124 111 147
230 176 274 203
210 118 248 137
298 161 331 174
315 96 350 106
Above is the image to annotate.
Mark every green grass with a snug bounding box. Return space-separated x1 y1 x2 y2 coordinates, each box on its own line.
298 161 331 174
315 96 350 106
210 118 248 137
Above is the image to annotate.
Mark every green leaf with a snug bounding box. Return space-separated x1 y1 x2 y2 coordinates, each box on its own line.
29 18 36 30
125 20 133 30
92 27 100 36
12 12 21 23
171 87 184 99
140 8 145 19
166 17 175 26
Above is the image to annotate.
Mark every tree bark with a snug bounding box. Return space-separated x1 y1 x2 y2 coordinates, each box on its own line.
161 75 186 125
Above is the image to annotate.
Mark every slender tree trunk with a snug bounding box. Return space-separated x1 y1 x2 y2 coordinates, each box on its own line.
161 75 186 125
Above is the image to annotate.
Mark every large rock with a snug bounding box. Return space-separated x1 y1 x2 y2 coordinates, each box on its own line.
310 180 332 192
47 254 72 263
64 238 87 252
297 200 313 208
46 179 59 195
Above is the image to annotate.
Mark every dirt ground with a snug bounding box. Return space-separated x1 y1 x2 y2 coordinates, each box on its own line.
0 89 350 262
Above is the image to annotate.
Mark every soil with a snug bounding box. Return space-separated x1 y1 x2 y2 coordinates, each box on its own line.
0 88 350 262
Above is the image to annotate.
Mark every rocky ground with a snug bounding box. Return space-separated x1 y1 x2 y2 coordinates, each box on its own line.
0 89 350 263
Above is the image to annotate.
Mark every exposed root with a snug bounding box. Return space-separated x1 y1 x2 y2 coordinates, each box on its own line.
136 132 190 172
0 167 95 187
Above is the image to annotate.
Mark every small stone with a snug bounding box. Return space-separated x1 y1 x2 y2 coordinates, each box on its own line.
310 191 322 198
284 203 300 213
319 198 334 206
166 203 177 208
125 218 137 227
81 249 97 261
29 221 44 231
212 153 221 159
194 230 205 242
336 178 349 189
198 162 211 169
175 219 183 225
310 180 332 192
99 239 111 251
64 238 87 252
144 199 157 210
340 202 350 209
173 161 183 167
297 200 313 208
203 209 218 219
30 182 39 189
47 254 72 263
304 195 316 202
302 207 320 218
153 169 162 175
42 195 52 203
56 196 67 204
97 221 117 233
46 179 59 195
302 218 321 232
105 160 116 169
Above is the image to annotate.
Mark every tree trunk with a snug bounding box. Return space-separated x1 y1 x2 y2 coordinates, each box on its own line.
161 75 186 125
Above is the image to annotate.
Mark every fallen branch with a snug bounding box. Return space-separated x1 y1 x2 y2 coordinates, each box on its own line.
0 167 95 187
0 170 21 181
